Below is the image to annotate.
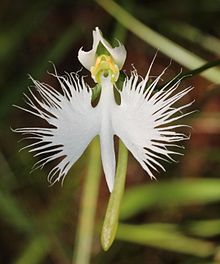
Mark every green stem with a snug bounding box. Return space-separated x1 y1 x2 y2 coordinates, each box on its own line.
180 59 220 79
96 0 220 84
157 59 220 91
101 140 128 251
73 137 101 264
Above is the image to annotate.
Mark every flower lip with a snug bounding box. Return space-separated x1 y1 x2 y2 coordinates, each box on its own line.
78 27 126 72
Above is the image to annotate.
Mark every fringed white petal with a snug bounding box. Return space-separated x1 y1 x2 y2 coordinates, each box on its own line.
78 27 126 70
112 66 193 180
14 72 99 184
14 54 193 192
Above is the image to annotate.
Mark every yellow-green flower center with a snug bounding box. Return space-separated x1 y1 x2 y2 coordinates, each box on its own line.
91 55 119 84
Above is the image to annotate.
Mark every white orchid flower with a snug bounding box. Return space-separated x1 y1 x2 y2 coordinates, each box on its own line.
14 27 193 192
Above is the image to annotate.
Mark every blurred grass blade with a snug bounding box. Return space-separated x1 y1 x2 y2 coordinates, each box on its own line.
116 224 215 257
187 219 220 238
162 21 220 56
0 190 33 233
0 24 82 120
96 0 220 84
120 179 220 220
15 235 51 264
0 151 18 190
73 137 101 264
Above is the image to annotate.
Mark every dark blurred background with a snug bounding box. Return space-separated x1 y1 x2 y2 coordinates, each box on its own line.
1 0 220 263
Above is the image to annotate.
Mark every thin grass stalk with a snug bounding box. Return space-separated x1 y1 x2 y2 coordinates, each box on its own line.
73 137 101 264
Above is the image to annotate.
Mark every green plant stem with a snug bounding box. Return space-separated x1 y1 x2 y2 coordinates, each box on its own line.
96 0 220 84
181 59 220 78
101 140 128 251
73 137 101 264
157 59 220 91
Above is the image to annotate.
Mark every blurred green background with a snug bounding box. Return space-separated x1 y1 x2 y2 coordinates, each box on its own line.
1 0 220 263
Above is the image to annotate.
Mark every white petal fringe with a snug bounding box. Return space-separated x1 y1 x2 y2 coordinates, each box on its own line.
14 60 193 191
14 71 99 185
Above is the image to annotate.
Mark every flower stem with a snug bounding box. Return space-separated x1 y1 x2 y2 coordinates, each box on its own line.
158 59 220 91
73 137 101 264
101 140 128 251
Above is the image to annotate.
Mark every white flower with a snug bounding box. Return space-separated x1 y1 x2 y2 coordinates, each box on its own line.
14 27 193 192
